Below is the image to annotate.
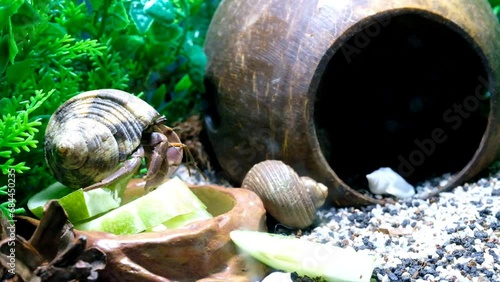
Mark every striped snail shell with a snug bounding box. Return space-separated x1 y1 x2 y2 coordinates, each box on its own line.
44 89 162 189
242 160 328 229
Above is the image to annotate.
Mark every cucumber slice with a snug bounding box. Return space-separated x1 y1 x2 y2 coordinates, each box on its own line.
147 209 213 232
163 208 213 229
75 177 208 235
28 182 72 218
230 230 377 282
27 182 120 223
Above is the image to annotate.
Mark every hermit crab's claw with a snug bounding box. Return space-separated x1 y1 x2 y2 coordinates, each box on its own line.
143 121 206 192
167 145 184 171
143 124 188 191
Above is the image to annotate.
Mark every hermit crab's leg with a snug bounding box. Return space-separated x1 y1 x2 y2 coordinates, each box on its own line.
82 146 145 191
148 118 206 181
143 132 183 191
164 140 205 180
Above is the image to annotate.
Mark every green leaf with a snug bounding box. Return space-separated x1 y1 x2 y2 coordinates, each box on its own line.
7 21 18 63
174 74 192 93
41 22 67 38
187 45 207 89
6 59 34 83
151 83 167 106
150 21 181 41
187 0 203 15
88 0 103 10
54 1 88 35
0 98 12 112
144 0 175 24
0 151 12 158
0 0 23 29
108 1 130 31
489 0 500 7
112 35 144 57
0 159 29 174
0 36 9 75
129 0 154 34
37 73 56 91
10 1 40 27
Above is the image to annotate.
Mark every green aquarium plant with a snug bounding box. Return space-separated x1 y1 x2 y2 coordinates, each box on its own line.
491 0 500 19
0 89 53 218
0 0 220 209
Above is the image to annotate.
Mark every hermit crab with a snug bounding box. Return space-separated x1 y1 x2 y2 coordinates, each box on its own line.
44 89 190 192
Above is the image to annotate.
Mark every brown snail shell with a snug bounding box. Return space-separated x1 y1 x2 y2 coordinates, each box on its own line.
242 160 328 229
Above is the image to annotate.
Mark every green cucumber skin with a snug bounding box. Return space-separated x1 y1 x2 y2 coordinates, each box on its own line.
230 230 377 282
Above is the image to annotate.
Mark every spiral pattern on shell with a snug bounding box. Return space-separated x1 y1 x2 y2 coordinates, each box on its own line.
44 89 160 189
242 160 328 229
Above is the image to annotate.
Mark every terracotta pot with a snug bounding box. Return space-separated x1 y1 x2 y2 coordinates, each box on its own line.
18 182 267 281
203 0 500 206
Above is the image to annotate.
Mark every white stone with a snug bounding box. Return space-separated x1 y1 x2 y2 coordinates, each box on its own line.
366 167 415 198
261 272 292 282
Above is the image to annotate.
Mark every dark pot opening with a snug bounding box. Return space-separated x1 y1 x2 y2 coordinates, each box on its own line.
314 12 490 191
204 78 222 132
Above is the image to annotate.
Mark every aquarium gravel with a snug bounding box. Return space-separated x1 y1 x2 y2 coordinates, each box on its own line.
175 166 500 282
299 171 500 282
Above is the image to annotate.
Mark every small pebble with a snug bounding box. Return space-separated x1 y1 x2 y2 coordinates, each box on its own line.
261 272 292 282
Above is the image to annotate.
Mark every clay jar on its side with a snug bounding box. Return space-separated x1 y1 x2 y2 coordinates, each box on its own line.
204 0 500 206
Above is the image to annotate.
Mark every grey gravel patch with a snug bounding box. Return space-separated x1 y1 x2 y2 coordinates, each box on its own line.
300 170 500 282
173 164 232 187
